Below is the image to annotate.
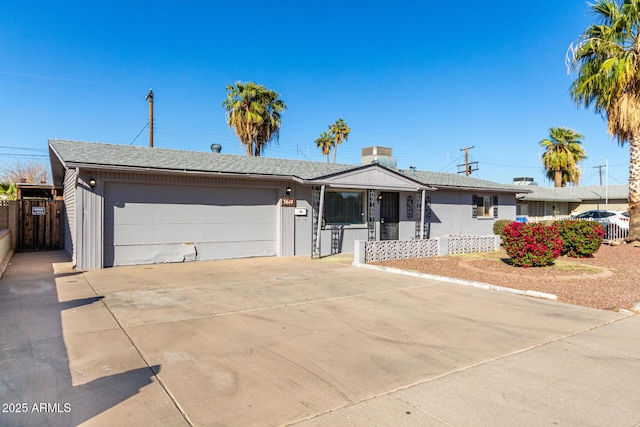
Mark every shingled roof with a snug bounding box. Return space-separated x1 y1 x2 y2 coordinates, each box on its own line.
49 139 353 180
49 139 526 193
408 170 525 193
517 184 629 202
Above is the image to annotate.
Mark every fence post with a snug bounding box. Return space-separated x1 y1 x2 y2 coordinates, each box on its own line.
8 201 17 250
353 240 366 265
437 237 449 257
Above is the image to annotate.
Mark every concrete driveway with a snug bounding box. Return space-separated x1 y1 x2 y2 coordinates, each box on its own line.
1 251 640 426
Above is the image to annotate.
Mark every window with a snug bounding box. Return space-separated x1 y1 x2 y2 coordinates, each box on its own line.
324 190 366 225
516 203 528 216
544 202 558 216
472 194 498 218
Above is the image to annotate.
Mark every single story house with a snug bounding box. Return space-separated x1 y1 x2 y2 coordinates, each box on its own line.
516 184 629 219
49 139 525 270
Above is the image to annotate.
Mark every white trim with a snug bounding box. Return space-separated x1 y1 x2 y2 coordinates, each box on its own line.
315 185 325 256
420 189 426 239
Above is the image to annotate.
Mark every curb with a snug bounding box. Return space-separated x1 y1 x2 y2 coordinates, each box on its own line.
0 249 14 280
353 261 559 301
524 289 558 301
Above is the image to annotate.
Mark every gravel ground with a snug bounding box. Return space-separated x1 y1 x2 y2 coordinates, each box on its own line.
374 243 640 312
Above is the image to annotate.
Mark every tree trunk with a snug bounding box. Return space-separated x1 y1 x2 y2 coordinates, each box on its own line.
333 147 337 163
554 169 562 187
626 134 640 241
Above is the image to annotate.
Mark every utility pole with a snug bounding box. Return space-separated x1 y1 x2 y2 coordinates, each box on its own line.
146 88 154 147
457 145 478 176
593 164 605 185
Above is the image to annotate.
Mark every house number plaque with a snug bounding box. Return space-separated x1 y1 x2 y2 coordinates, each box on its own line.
281 197 296 207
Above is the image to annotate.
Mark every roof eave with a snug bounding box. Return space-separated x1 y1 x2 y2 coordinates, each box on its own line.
63 161 305 182
302 179 435 191
48 143 67 186
438 185 528 194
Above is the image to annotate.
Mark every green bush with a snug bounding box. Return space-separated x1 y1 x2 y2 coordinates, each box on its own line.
555 220 605 258
502 222 563 267
493 219 512 236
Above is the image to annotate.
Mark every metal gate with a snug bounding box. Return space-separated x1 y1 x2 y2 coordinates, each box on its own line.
17 200 64 251
379 192 399 240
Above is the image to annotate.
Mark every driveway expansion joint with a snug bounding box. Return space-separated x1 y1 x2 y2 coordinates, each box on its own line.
82 274 195 427
288 313 633 426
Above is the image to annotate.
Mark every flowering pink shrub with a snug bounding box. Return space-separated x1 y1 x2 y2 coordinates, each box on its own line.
555 220 605 258
501 222 563 267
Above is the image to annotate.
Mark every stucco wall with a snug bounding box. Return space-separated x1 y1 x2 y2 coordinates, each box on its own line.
0 204 9 230
427 190 517 237
0 229 11 270
293 185 313 256
293 188 517 256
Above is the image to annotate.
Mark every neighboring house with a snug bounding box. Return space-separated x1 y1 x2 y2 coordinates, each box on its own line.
516 185 629 220
49 139 525 270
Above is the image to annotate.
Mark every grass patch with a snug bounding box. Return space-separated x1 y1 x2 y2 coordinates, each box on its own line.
550 261 601 274
451 251 601 274
447 251 502 260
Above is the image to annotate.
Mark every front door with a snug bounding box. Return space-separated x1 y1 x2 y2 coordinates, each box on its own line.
380 192 399 240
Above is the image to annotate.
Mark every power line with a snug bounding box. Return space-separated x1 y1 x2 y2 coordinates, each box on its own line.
129 122 149 146
438 155 464 172
482 162 540 169
0 145 47 152
0 153 49 158
0 70 102 85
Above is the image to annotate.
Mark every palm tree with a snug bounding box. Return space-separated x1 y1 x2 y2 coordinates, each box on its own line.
328 118 350 163
222 82 286 156
315 131 333 162
568 0 640 241
545 169 574 188
540 127 587 187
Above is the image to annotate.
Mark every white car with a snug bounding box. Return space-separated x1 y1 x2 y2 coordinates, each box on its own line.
572 210 630 230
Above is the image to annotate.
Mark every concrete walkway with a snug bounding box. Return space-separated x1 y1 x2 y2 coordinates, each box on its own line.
1 251 639 426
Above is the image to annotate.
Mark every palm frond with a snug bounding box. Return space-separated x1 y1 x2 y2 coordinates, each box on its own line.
223 81 287 156
540 127 586 187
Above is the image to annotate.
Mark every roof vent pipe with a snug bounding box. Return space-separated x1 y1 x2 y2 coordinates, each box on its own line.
210 143 222 153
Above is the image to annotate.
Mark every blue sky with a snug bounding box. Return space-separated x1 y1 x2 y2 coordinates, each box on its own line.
0 1 631 187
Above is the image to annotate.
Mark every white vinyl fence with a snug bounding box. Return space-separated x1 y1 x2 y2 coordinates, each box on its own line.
525 216 628 241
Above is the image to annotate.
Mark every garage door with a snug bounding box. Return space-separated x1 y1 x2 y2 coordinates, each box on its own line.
104 183 277 267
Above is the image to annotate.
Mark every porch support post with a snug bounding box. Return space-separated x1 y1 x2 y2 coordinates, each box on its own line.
420 189 426 239
315 185 325 256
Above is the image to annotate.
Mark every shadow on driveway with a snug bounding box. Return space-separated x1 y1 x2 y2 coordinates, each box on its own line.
0 251 170 426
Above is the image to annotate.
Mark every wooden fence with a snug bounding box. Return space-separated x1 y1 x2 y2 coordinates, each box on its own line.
16 200 64 251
